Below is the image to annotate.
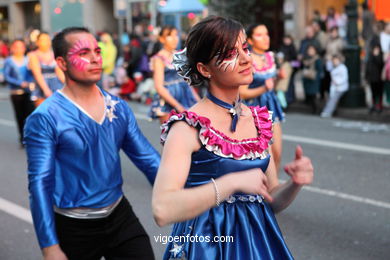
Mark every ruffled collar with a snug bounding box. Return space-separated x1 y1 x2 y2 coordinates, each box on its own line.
161 106 273 160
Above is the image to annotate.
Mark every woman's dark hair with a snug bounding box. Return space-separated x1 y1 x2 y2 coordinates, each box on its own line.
11 39 25 45
246 23 266 40
159 25 176 37
185 16 243 86
52 27 90 58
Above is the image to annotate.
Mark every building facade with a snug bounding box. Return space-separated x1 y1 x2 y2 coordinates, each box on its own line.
0 0 118 40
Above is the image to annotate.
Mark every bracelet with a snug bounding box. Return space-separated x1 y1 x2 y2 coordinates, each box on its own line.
211 178 221 207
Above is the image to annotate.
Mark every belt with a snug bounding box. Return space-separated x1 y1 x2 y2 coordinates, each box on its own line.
54 195 123 219
225 194 264 204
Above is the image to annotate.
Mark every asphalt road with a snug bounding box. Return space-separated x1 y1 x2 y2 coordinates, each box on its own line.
0 88 389 260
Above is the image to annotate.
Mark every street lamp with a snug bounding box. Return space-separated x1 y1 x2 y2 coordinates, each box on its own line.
341 0 366 107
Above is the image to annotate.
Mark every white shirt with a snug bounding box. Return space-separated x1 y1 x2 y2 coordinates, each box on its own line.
330 63 349 93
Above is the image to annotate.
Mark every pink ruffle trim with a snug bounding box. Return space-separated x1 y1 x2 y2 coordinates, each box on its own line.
161 106 273 160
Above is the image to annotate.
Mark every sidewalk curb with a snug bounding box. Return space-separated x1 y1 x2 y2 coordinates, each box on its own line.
286 101 390 123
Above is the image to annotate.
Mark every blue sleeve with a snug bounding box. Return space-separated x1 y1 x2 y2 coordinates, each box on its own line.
121 103 160 185
4 59 23 87
24 113 58 249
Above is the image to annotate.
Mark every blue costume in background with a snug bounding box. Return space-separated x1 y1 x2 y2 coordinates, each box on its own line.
4 56 35 144
31 55 63 101
149 54 197 118
24 89 160 248
161 108 293 260
245 51 285 122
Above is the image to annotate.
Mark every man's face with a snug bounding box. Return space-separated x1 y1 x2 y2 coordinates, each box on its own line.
62 32 103 85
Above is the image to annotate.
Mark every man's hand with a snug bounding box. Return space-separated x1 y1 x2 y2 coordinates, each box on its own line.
43 244 68 260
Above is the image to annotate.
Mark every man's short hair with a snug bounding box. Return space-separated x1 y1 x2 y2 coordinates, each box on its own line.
52 27 90 59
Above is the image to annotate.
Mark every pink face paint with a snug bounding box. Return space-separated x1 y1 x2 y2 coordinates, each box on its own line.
217 50 239 72
67 39 102 71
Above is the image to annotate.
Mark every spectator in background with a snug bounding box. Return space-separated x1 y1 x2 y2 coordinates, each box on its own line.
302 45 322 114
4 40 35 147
380 23 390 60
280 34 299 104
323 26 345 99
366 43 385 114
313 9 326 31
312 20 328 56
320 54 349 118
298 26 321 61
382 53 390 105
0 39 9 57
362 3 376 45
99 32 118 90
275 52 292 109
324 7 340 32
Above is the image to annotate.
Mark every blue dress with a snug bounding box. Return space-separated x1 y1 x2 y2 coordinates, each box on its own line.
31 54 63 100
161 107 293 260
245 52 285 122
149 54 197 119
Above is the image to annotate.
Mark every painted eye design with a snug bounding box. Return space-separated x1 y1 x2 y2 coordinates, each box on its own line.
225 48 239 59
243 44 250 55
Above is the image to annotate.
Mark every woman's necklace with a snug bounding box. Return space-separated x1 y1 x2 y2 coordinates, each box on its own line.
206 92 242 132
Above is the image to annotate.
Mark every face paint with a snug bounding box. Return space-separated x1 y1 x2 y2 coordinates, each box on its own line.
215 42 250 72
216 49 239 72
67 39 102 71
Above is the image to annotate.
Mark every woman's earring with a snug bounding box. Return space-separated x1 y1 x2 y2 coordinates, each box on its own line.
207 75 211 79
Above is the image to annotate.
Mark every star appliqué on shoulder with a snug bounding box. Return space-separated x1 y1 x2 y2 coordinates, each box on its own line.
104 95 119 122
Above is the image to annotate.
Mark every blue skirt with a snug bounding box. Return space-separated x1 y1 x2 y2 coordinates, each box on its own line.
163 195 293 260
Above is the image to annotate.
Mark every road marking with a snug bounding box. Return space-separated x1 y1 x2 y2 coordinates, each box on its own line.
0 118 15 127
302 185 390 209
283 134 390 155
0 197 32 223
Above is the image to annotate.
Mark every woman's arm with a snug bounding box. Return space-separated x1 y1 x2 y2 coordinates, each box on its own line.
152 121 272 227
267 145 314 214
153 57 185 112
239 84 267 100
55 66 65 84
28 53 52 97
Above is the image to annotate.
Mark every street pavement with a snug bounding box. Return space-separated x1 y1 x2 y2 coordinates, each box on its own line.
0 87 389 259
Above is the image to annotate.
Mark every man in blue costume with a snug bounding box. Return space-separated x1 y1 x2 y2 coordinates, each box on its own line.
24 27 160 260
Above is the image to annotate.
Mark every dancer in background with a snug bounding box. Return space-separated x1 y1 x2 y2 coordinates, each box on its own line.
4 39 35 147
149 25 199 123
240 24 284 174
153 16 313 260
28 32 64 106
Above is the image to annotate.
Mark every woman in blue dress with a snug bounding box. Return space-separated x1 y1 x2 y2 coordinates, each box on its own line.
240 24 285 175
149 25 200 123
152 16 314 260
28 32 64 106
4 39 35 146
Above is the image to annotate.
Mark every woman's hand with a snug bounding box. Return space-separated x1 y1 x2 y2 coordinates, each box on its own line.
265 78 274 91
231 168 273 202
283 145 314 186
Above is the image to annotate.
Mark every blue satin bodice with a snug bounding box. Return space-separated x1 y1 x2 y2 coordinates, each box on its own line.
186 147 269 188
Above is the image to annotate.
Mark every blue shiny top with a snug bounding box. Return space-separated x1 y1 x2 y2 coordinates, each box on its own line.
24 90 160 248
4 56 34 91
